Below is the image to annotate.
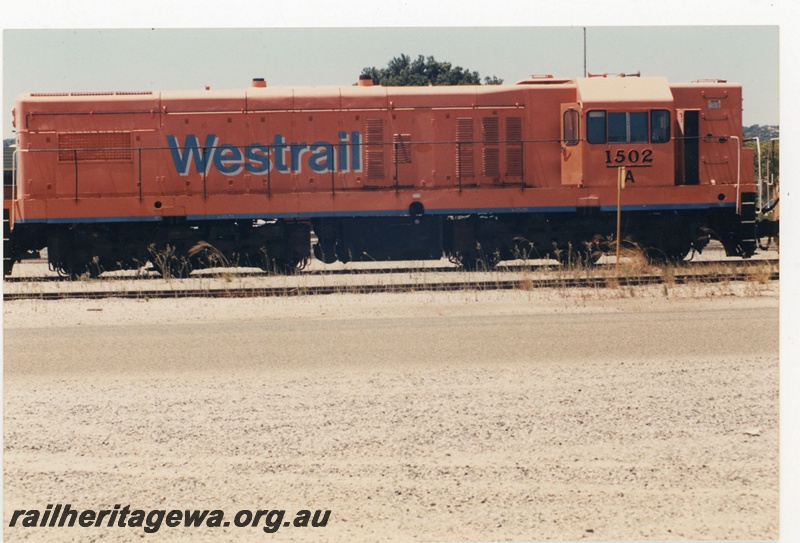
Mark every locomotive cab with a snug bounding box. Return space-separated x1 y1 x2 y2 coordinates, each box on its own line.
560 76 675 188
558 76 757 260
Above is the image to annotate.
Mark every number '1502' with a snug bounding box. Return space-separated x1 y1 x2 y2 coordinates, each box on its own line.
605 149 653 164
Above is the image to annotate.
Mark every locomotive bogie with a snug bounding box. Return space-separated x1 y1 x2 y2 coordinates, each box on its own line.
38 218 312 278
5 75 759 276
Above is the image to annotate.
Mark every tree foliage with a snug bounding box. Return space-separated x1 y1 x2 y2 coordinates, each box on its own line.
743 124 779 141
361 54 503 86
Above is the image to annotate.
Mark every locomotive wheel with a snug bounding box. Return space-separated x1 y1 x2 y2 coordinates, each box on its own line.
64 262 102 280
335 242 353 264
553 250 578 267
642 243 692 264
313 242 338 264
148 243 193 278
252 246 299 275
583 235 609 265
260 257 301 275
551 242 594 268
56 255 103 280
154 257 193 279
151 252 193 278
457 254 480 271
457 250 499 271
188 240 232 270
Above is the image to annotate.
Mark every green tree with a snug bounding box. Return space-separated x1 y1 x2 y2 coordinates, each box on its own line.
361 54 503 86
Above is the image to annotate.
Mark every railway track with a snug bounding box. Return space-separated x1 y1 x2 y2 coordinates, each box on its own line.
4 265 779 301
3 255 781 283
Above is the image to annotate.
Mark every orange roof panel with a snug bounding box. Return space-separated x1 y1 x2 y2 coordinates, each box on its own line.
576 76 673 106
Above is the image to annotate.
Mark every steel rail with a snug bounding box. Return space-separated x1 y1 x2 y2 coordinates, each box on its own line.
3 257 780 284
4 270 779 301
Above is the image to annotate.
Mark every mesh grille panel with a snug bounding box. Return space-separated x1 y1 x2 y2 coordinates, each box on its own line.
58 132 133 162
506 117 523 177
365 119 385 179
483 147 500 177
456 117 474 178
482 117 499 143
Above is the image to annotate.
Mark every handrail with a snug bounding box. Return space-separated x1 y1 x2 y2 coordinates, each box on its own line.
138 148 143 201
729 135 741 213
745 137 762 209
768 138 779 189
457 141 462 192
11 148 19 231
22 136 754 198
755 137 762 209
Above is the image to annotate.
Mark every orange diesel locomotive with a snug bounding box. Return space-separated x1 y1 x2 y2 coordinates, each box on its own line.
5 74 756 276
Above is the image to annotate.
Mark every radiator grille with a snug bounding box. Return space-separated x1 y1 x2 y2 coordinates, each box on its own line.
31 91 153 97
483 148 500 177
456 117 474 178
58 132 133 162
506 148 523 177
506 116 523 141
482 117 500 177
482 117 500 143
505 117 523 177
365 119 385 179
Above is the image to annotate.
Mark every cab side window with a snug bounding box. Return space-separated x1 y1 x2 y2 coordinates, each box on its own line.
563 109 580 146
650 110 670 143
587 109 671 144
587 111 607 144
609 112 648 143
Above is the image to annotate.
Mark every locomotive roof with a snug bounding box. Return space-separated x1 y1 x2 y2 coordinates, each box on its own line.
15 77 739 119
158 84 540 110
575 76 673 106
16 84 545 115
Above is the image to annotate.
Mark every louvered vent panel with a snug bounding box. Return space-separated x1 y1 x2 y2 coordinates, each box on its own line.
506 148 523 177
365 119 385 179
69 92 114 97
482 117 500 143
33 91 153 97
393 134 412 164
505 117 524 177
58 132 133 162
483 147 500 177
482 117 500 176
506 117 523 142
456 117 474 178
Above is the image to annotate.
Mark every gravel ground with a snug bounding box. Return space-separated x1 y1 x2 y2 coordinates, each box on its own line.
3 283 780 542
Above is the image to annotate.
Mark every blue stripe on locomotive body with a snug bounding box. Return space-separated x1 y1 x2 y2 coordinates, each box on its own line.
600 202 736 212
15 202 736 224
16 216 164 224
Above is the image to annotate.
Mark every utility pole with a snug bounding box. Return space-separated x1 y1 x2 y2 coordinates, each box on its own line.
583 27 587 77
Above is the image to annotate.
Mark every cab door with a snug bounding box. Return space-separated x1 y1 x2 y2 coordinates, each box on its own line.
676 109 699 185
560 104 583 186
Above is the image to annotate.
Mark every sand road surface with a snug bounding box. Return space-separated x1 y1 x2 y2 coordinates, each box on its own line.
4 284 779 542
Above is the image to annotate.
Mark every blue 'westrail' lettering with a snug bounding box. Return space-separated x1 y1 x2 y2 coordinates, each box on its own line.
167 132 363 177
166 134 219 176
